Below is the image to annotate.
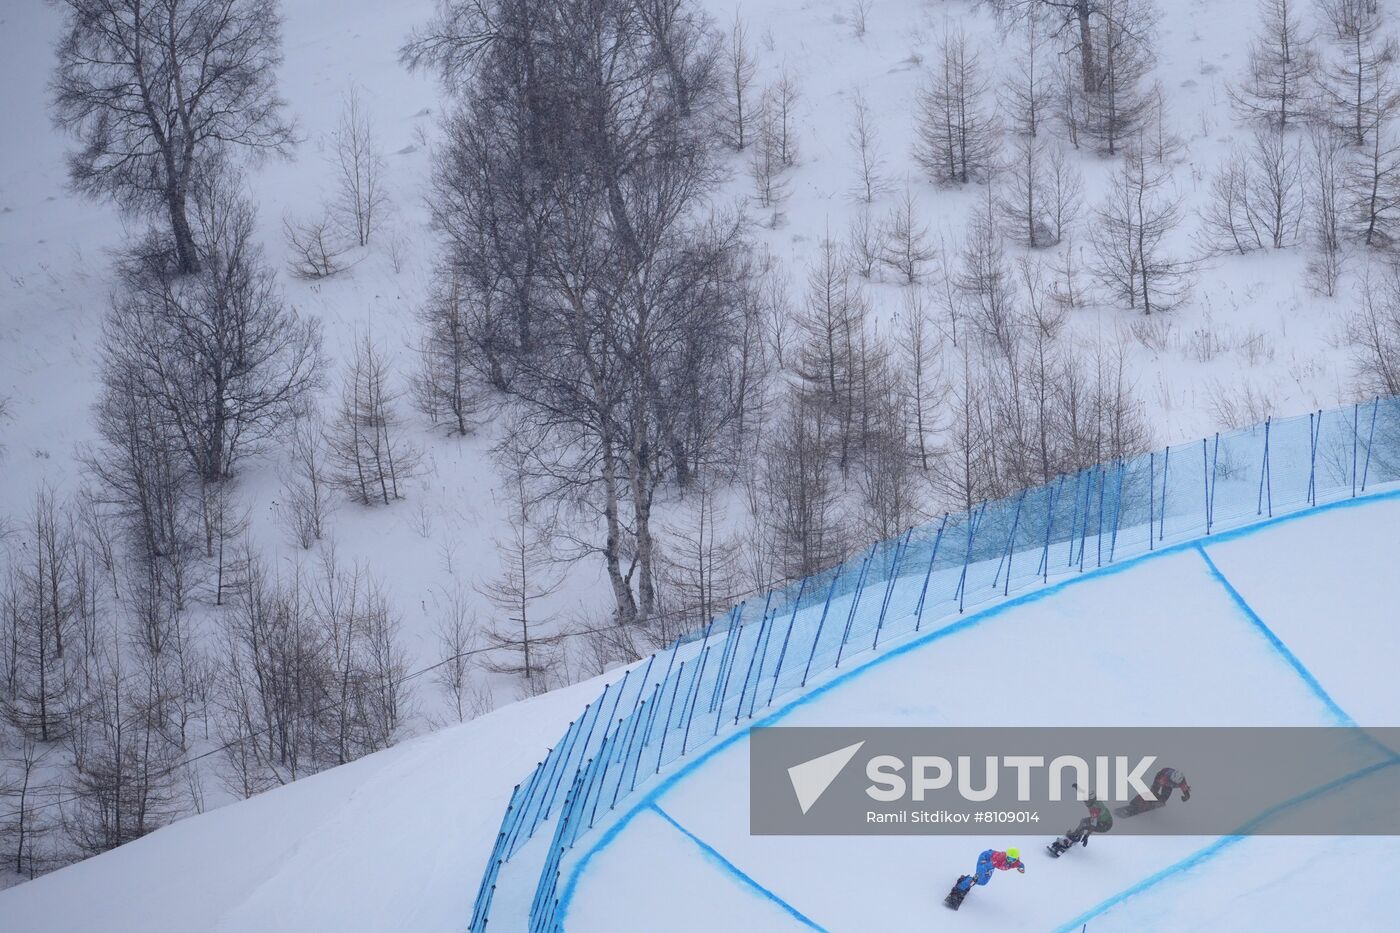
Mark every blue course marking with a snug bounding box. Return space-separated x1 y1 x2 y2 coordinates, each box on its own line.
1052 754 1400 932
647 804 829 932
1194 542 1356 727
553 487 1400 928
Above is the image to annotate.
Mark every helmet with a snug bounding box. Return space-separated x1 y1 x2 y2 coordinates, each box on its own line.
1006 847 1021 860
1168 769 1185 784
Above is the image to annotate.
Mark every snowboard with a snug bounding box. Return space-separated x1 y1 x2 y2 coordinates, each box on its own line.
944 877 970 911
1114 799 1163 819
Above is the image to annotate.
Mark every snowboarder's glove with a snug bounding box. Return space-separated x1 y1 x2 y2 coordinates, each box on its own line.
1182 792 1190 802
1017 865 1025 873
1081 834 1090 847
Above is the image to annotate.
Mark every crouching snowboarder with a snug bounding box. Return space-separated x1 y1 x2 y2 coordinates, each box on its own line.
1048 793 1113 856
1117 767 1191 817
944 847 1025 910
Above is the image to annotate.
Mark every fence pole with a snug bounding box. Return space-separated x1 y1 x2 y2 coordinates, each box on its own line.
1149 451 1156 550
1095 462 1107 567
525 719 578 839
502 759 549 856
999 490 1027 594
748 612 778 719
1076 468 1092 572
732 611 771 728
1352 403 1360 498
613 700 647 809
709 605 743 714
631 683 663 793
835 543 877 667
1258 416 1273 517
802 564 846 687
712 607 747 728
1159 445 1170 542
1109 460 1127 561
915 514 950 629
873 528 914 649
1066 471 1084 567
1362 397 1379 491
767 577 808 706
1040 476 1064 581
656 663 686 774
1208 433 1219 532
543 688 607 822
956 502 987 613
680 646 712 755
1308 410 1322 506
587 724 623 829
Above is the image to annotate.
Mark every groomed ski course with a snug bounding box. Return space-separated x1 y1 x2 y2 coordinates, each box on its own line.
558 491 1400 932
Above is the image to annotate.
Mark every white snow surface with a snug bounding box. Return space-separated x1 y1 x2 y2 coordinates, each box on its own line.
0 671 607 933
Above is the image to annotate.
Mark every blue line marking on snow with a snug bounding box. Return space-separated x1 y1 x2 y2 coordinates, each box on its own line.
1053 755 1400 932
1194 542 1356 727
647 804 829 932
553 488 1400 927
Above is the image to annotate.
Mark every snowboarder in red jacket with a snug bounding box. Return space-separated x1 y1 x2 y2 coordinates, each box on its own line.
944 848 1025 910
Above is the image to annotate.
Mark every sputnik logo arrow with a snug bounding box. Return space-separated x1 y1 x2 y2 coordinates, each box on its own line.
787 741 865 815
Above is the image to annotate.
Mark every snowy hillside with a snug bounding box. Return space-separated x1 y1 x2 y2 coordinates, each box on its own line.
3 0 1400 920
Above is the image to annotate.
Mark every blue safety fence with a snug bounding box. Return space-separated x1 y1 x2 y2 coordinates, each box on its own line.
468 396 1400 932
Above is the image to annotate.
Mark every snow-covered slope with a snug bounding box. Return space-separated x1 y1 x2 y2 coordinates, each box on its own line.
3 482 1396 932
0 671 607 933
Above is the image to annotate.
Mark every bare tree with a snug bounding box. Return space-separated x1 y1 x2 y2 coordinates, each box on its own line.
1199 128 1306 254
333 88 389 247
915 24 996 185
725 12 760 150
429 587 489 725
797 235 870 470
849 88 889 201
657 487 743 645
882 182 935 282
1346 113 1400 247
283 211 349 280
771 68 802 166
1231 0 1317 128
280 411 336 549
414 272 484 435
846 207 883 279
1046 144 1086 243
1349 263 1400 396
898 287 947 472
999 134 1056 247
1002 9 1052 137
1079 0 1156 155
106 183 324 482
327 337 420 506
1316 0 1396 147
0 738 54 878
1089 148 1192 313
51 0 294 274
749 94 791 217
67 643 186 856
851 0 873 38
409 0 761 630
760 392 848 580
1307 127 1348 294
956 186 1019 350
476 461 563 688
